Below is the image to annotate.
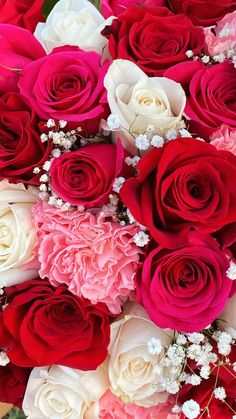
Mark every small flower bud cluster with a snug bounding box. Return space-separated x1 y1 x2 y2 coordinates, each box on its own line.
134 125 192 151
186 49 236 66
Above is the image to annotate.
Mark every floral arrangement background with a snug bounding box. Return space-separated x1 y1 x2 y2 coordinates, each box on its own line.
1 0 236 418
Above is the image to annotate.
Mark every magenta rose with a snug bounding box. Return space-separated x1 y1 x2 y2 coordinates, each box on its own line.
0 24 45 95
165 61 236 139
0 92 52 185
136 232 232 332
50 141 131 207
102 6 205 76
19 47 110 135
101 0 167 18
0 0 44 32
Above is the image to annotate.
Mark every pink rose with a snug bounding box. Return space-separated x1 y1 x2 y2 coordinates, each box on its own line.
99 390 179 418
101 0 167 18
205 11 236 57
19 47 110 135
33 203 142 314
50 142 130 207
136 232 232 332
0 24 45 95
165 61 236 139
210 125 236 155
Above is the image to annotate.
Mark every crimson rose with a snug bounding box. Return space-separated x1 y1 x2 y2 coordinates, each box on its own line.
0 0 44 32
168 0 236 26
0 279 111 370
50 141 131 207
120 138 236 248
136 232 231 332
0 24 45 95
102 6 205 76
19 47 110 135
165 61 236 140
0 92 52 185
0 363 31 408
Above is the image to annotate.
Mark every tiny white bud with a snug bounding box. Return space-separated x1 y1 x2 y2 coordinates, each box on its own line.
151 135 164 148
179 129 192 138
107 114 121 130
40 133 48 143
135 134 150 150
59 120 67 128
52 148 61 158
182 400 200 419
39 184 47 192
0 351 10 366
201 55 210 64
133 231 149 247
113 177 126 193
226 260 236 280
186 50 194 58
33 167 41 174
46 119 55 128
147 338 162 355
165 129 177 140
43 161 51 171
214 387 226 401
39 174 49 183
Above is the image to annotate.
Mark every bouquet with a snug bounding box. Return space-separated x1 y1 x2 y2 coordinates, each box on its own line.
0 0 236 418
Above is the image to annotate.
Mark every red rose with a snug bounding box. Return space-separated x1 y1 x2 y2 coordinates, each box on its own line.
50 141 131 207
0 24 45 96
0 92 52 185
165 61 236 139
0 363 31 408
102 6 205 76
0 0 44 32
19 47 110 135
101 0 167 18
168 0 236 27
0 279 111 370
179 349 236 418
136 232 231 332
120 138 236 248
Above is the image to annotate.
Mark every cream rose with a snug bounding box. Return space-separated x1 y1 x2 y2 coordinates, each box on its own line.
217 294 236 338
34 0 108 54
108 302 174 407
104 59 186 154
0 179 38 288
23 363 109 419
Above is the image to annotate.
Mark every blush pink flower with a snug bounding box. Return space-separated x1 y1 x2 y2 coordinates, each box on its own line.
210 125 236 156
205 11 236 57
98 390 179 419
32 202 142 314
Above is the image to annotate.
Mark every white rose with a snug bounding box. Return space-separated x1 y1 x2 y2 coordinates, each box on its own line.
104 59 186 154
217 294 236 338
108 302 174 407
23 363 109 419
0 179 38 288
34 0 108 54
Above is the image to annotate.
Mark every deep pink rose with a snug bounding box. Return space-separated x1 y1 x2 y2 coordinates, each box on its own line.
0 24 45 95
19 47 110 135
136 233 232 332
101 0 167 18
0 0 44 32
165 61 236 139
50 141 131 207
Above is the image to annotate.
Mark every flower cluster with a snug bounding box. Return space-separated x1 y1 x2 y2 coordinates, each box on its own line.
0 0 236 418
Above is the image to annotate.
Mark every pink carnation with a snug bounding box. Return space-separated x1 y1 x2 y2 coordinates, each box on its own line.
32 202 141 314
205 11 236 57
98 390 179 419
210 125 236 155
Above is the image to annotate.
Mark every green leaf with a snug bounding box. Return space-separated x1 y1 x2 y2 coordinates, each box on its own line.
43 0 60 19
3 408 26 419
